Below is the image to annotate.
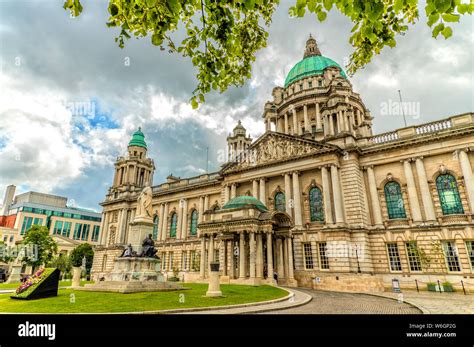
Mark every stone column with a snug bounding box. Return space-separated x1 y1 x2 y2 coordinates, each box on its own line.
284 173 292 216
224 185 230 204
329 115 335 136
99 212 108 245
198 196 204 222
204 195 209 211
266 232 273 280
283 236 289 278
176 201 183 239
459 150 474 214
181 199 188 240
158 204 165 239
292 171 303 228
284 113 289 134
252 180 259 199
256 233 263 278
229 240 235 279
292 108 297 136
330 165 345 224
403 159 422 222
220 240 227 275
208 234 214 273
249 232 256 279
303 104 309 133
277 238 284 278
231 184 237 199
415 157 436 221
366 166 383 227
200 236 206 278
315 103 321 129
287 237 294 279
266 118 270 131
321 166 334 224
161 203 168 240
239 232 246 279
259 178 266 206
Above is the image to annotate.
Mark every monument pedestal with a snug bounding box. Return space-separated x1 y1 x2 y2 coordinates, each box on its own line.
6 263 22 284
128 217 154 255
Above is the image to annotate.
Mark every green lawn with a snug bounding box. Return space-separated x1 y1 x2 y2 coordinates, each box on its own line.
0 280 93 290
0 283 287 313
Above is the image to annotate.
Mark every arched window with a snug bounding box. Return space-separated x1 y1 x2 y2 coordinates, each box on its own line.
274 192 286 212
152 215 159 240
190 210 198 236
170 212 177 237
436 174 464 215
384 182 407 219
309 187 324 222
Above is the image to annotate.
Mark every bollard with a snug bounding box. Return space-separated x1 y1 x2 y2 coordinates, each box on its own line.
437 280 442 293
461 280 466 295
415 279 419 293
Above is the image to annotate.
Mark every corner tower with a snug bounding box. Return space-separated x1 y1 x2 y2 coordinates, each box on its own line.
109 128 155 199
227 121 252 161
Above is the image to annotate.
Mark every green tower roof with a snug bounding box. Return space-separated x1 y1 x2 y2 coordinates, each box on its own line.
284 55 347 88
223 195 268 212
128 127 147 149
284 34 347 88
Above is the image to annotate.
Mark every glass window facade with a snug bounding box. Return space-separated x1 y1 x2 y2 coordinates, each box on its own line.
466 241 474 269
384 182 407 219
442 241 461 272
190 210 198 236
170 213 177 238
274 192 285 212
91 225 100 242
318 242 329 270
436 174 464 215
303 243 314 269
53 221 63 235
309 187 324 222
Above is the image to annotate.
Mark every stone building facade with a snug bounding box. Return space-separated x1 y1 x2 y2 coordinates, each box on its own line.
92 36 474 292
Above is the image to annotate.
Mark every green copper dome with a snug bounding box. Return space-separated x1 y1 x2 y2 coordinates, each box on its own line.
284 55 347 88
223 195 268 212
284 34 347 88
128 127 147 148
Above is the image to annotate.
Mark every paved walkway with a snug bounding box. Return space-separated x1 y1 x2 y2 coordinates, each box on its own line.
263 288 421 314
371 291 474 314
174 288 312 314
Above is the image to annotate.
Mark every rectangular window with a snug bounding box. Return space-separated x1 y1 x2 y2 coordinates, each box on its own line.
91 225 100 242
308 81 312 88
214 249 219 263
33 217 43 226
190 251 199 271
443 241 461 272
303 243 314 269
311 125 316 135
466 241 474 269
405 242 422 272
386 243 402 271
318 80 323 87
21 217 33 235
53 220 63 235
318 242 329 270
182 252 187 271
62 222 72 238
81 224 90 241
169 252 174 271
74 224 82 240
161 253 167 271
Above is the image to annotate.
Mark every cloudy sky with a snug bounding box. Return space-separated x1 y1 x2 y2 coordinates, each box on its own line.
0 0 472 211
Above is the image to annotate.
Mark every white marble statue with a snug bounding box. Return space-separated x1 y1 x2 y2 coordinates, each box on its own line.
136 185 153 219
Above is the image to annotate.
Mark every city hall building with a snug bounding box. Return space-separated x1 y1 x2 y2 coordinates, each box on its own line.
92 36 474 291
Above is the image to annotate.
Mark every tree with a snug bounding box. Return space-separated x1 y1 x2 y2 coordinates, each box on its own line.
70 243 94 274
47 253 73 279
63 1 472 107
20 225 58 271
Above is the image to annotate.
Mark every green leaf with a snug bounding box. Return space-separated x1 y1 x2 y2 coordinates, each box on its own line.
442 13 460 22
441 26 453 39
323 0 332 11
432 23 445 38
394 0 404 12
191 98 199 109
317 11 327 21
427 13 440 27
151 33 163 46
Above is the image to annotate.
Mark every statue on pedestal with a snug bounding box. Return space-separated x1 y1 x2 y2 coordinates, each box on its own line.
140 234 158 258
120 244 134 257
135 185 153 220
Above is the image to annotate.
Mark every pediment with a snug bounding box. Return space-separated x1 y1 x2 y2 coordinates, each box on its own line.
221 131 339 174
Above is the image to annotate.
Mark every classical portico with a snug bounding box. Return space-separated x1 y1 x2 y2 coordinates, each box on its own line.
198 196 297 287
